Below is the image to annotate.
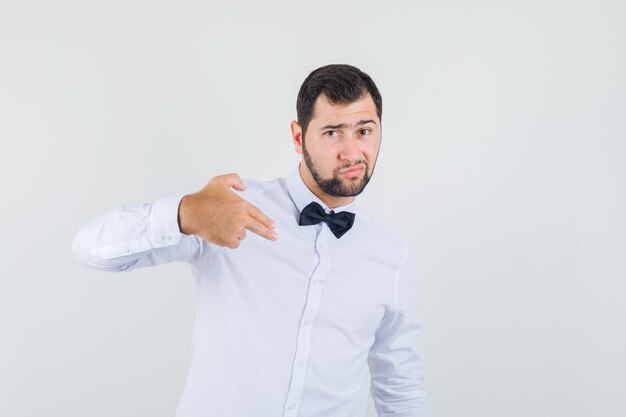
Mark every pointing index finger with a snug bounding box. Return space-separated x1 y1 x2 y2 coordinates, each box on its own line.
247 204 276 230
244 204 277 241
245 217 278 241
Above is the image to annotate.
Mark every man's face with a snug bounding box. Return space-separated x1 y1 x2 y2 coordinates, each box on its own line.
292 93 382 200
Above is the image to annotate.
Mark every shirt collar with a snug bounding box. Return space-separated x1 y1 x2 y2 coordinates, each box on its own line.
285 163 359 215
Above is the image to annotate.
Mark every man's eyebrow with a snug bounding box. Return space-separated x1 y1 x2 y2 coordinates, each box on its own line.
319 120 377 130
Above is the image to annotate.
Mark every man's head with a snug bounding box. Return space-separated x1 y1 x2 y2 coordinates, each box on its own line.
291 64 383 208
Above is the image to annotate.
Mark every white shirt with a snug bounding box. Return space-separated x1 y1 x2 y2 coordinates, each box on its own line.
72 165 431 417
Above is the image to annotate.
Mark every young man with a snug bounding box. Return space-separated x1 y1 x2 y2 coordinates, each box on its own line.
73 64 431 417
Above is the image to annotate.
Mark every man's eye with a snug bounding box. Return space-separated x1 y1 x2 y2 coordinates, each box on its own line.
360 129 371 136
325 130 338 137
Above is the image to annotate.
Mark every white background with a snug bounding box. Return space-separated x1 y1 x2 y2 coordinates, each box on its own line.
1 1 624 416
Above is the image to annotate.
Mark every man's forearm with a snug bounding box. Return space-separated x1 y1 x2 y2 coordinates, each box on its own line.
72 194 199 271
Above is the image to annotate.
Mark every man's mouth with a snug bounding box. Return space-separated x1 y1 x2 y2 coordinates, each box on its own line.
340 165 365 178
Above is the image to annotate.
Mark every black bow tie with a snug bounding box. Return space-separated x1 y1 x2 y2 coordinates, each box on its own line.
298 201 355 239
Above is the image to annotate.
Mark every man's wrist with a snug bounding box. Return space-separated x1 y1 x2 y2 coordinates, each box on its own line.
178 194 193 235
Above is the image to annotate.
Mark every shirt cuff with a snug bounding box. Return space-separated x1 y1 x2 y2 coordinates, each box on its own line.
89 194 186 260
148 194 186 247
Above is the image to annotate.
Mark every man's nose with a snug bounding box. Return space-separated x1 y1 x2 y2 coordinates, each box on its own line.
338 135 361 162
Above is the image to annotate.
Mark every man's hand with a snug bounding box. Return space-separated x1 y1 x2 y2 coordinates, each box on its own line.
177 173 278 249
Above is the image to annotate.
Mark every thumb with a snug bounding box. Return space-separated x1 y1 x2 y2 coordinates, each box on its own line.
217 173 247 191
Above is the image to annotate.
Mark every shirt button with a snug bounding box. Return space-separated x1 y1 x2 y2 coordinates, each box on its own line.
313 279 321 285
288 403 297 410
303 320 310 326
297 360 304 367
164 235 172 241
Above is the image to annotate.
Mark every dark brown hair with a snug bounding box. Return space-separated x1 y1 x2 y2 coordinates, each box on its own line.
296 64 382 138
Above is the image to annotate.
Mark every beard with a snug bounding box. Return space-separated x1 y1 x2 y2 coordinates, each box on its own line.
302 144 375 197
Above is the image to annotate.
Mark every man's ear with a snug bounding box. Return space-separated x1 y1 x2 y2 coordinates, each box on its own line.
291 120 304 155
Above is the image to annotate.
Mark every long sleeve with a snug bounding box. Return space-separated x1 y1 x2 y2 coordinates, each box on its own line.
367 244 431 417
71 194 204 272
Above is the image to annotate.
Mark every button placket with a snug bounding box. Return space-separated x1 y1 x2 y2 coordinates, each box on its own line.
282 227 332 416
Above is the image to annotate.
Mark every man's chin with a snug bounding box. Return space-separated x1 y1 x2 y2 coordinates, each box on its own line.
334 178 369 197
